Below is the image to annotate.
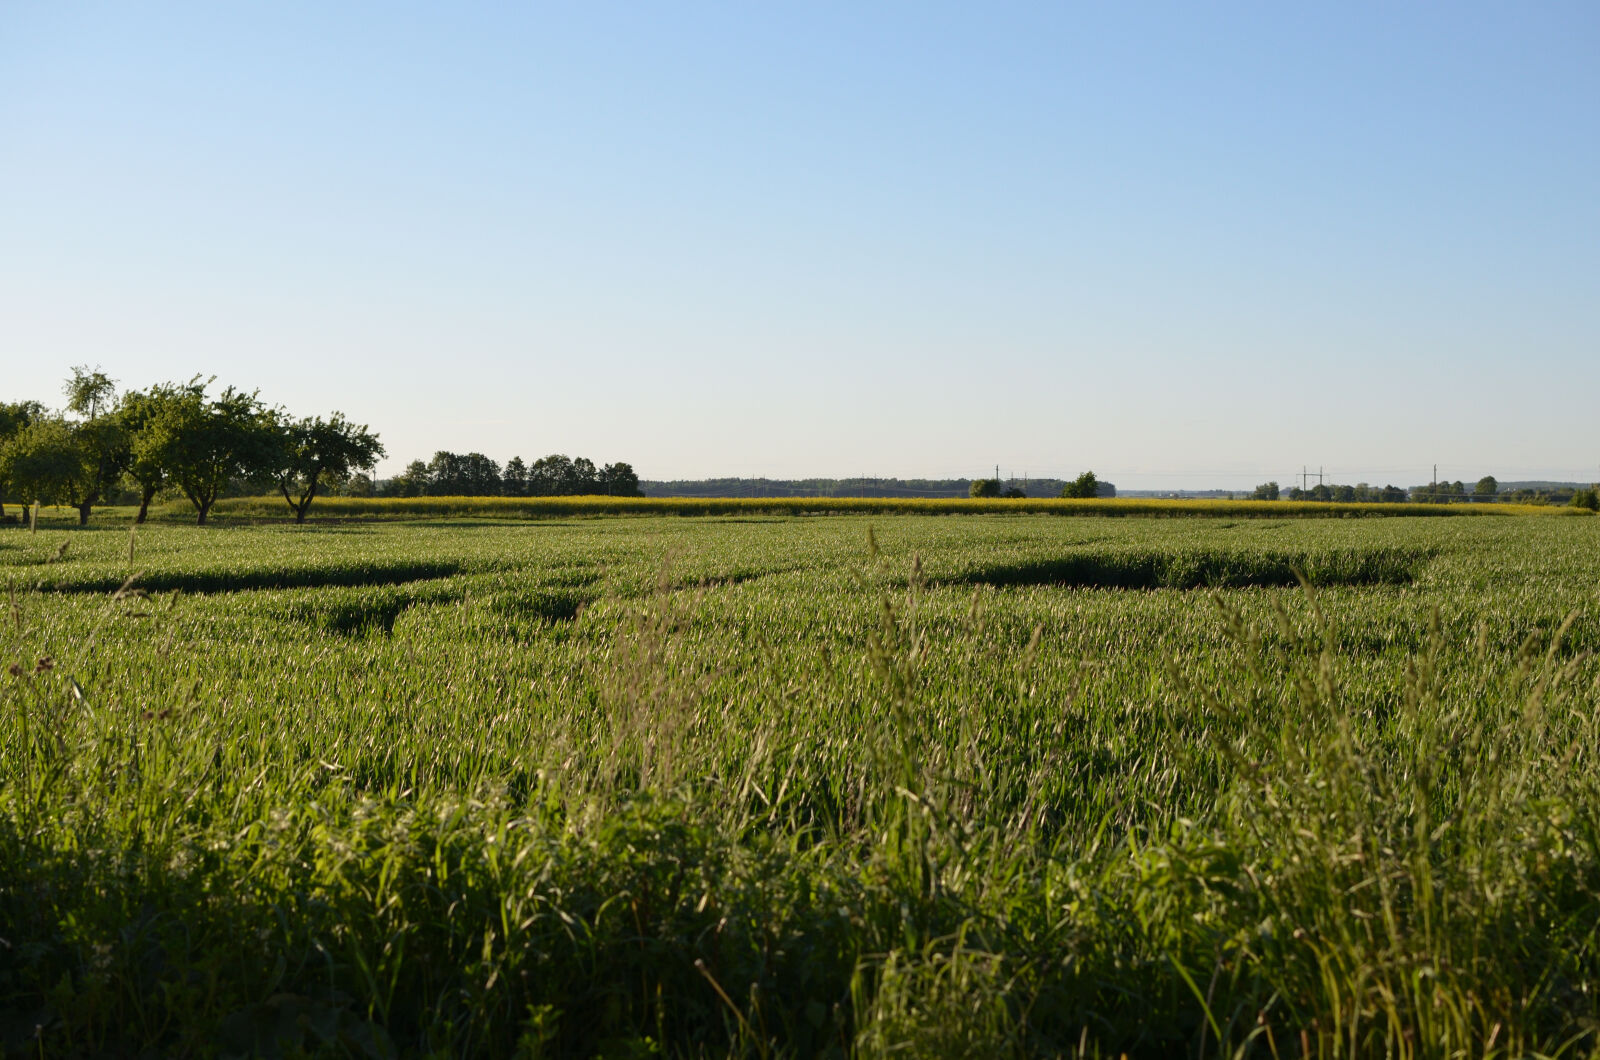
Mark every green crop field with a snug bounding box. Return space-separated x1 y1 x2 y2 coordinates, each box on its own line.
3 513 1599 1057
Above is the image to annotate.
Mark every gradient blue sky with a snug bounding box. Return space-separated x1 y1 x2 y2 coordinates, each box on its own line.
4 3 1596 488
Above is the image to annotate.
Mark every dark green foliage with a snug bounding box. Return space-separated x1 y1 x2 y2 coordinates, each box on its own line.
270 412 386 522
501 455 528 497
0 417 87 509
399 453 641 498
133 380 280 525
383 459 432 497
425 450 502 496
597 461 643 497
116 385 181 523
1412 479 1470 503
0 400 47 518
1569 487 1599 511
969 478 1001 498
527 454 635 496
1060 470 1100 499
0 370 129 526
60 367 128 525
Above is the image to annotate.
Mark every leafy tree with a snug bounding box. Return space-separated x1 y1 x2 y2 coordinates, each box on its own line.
969 478 1000 498
1251 481 1279 501
1415 480 1469 504
465 453 502 495
0 401 43 440
1060 471 1100 499
64 417 128 525
118 386 185 523
597 461 642 497
0 400 46 521
382 460 431 497
51 367 130 525
425 451 500 496
502 456 528 497
1475 476 1498 497
424 452 464 495
0 417 88 514
135 382 278 525
1570 487 1599 512
1002 487 1026 499
340 472 375 498
2 368 134 526
385 451 642 498
65 366 116 420
571 457 599 493
270 413 385 523
529 454 579 496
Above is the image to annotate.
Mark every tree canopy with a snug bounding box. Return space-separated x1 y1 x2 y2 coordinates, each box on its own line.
0 418 88 516
1060 471 1100 499
0 370 129 525
271 413 385 522
132 381 279 525
377 452 642 498
0 400 47 520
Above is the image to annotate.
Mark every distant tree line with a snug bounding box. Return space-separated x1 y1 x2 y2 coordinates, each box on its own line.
1257 481 1411 503
0 369 382 525
964 470 1108 500
1246 475 1600 506
377 452 641 498
638 476 1117 500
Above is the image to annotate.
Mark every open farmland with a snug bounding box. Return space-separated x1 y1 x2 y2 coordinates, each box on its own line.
3 513 1600 1057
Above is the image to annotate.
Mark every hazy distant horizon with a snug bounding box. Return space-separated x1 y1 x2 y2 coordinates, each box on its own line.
6 4 1596 486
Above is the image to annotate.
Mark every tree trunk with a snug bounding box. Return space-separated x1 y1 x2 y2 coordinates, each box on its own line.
196 501 211 526
135 486 154 525
77 502 91 526
296 476 319 524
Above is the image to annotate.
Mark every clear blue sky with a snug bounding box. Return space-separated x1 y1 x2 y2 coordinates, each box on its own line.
4 3 1596 488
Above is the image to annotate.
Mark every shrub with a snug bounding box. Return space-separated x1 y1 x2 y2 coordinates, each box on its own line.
1569 487 1599 511
969 479 1001 498
1060 471 1099 499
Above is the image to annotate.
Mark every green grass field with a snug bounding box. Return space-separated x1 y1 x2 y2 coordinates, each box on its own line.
3 513 1599 1057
